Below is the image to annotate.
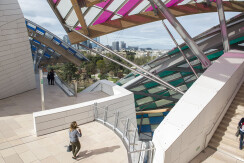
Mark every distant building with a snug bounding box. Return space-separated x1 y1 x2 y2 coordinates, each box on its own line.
112 41 119 51
63 35 71 45
120 41 126 50
128 46 138 51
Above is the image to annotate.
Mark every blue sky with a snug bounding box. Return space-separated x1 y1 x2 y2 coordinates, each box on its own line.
18 0 240 50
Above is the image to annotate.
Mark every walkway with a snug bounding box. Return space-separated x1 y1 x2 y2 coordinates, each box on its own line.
0 75 128 163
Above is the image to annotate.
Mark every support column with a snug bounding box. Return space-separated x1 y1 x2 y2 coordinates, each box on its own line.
216 0 230 52
151 0 211 68
161 21 198 78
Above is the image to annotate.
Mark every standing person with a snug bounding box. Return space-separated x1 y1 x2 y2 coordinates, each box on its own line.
50 69 55 85
69 121 82 159
47 72 51 85
238 117 244 150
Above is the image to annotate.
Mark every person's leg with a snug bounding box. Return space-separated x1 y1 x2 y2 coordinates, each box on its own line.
74 141 81 157
71 142 76 157
240 131 243 150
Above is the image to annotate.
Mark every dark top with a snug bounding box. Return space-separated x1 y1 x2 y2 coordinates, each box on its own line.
47 73 50 80
50 71 55 79
239 118 244 128
69 129 82 143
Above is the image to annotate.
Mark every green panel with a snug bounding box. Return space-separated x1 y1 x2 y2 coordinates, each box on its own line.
207 51 224 61
135 74 140 77
116 82 122 86
144 82 159 89
134 94 146 100
194 65 203 70
139 102 157 110
124 73 134 79
155 99 172 107
137 119 141 124
163 103 175 108
186 81 194 88
169 78 184 86
180 71 193 76
230 36 244 45
168 46 189 55
136 97 153 105
158 71 175 78
157 91 170 97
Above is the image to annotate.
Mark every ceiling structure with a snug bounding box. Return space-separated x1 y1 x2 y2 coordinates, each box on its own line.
48 0 244 44
25 19 88 67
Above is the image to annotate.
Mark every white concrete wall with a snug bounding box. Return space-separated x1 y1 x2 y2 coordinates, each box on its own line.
152 50 244 163
33 80 137 136
0 0 36 99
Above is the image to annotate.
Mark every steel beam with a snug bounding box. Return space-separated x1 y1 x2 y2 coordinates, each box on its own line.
151 0 211 68
77 43 184 95
72 35 184 95
216 0 230 52
161 21 199 78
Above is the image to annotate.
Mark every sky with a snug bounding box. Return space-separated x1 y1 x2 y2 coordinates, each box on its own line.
17 0 240 50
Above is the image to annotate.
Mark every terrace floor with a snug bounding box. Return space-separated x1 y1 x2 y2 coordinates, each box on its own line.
0 75 127 163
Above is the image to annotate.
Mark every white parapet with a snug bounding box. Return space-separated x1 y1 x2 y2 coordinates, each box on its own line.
33 80 136 136
152 50 244 163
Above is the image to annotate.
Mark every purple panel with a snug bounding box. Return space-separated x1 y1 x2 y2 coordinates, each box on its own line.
95 0 111 8
75 26 82 30
53 0 58 4
93 11 113 25
145 0 185 12
117 0 141 16
166 0 184 7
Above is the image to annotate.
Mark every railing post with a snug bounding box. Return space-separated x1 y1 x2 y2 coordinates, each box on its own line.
148 141 154 163
133 128 138 151
114 111 119 130
123 118 129 139
94 102 98 119
103 106 108 124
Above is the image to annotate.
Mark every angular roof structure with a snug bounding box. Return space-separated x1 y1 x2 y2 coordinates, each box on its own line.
48 0 244 44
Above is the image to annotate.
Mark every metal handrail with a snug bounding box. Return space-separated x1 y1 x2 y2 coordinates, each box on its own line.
93 103 155 163
54 73 75 96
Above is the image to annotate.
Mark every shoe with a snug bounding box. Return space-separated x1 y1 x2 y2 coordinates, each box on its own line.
72 156 77 159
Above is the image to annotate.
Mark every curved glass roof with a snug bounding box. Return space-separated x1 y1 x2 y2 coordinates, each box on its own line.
48 0 244 43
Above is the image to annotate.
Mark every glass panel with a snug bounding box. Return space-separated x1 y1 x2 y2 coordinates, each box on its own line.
136 97 153 105
148 113 163 117
168 90 176 95
84 7 102 26
177 84 187 91
162 72 181 82
184 75 197 82
172 94 182 99
65 9 78 27
142 118 150 125
106 0 125 12
147 86 166 94
57 0 72 18
128 0 150 15
111 15 122 20
44 32 53 40
155 99 172 107
130 85 145 92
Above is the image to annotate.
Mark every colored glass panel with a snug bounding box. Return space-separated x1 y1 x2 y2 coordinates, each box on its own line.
149 117 164 124
95 0 111 8
139 102 157 110
93 11 113 25
134 94 146 100
207 51 223 61
158 71 175 78
140 125 151 132
169 78 184 86
117 0 141 16
144 82 159 89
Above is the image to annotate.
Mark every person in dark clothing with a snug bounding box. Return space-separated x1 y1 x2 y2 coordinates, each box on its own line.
69 121 82 159
50 69 55 85
47 72 51 85
238 118 244 150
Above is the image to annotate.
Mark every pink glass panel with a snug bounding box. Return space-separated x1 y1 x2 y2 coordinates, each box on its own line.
117 0 141 16
146 0 185 12
75 26 82 30
93 11 113 25
95 0 111 8
53 0 58 4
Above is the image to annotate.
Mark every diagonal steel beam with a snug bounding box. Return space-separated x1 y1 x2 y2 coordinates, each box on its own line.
72 35 184 95
151 0 211 68
216 0 230 52
161 21 199 78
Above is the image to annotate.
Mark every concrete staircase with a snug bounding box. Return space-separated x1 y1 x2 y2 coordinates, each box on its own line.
208 82 244 160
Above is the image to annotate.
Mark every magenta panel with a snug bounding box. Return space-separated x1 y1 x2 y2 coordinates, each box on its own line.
53 0 58 4
95 0 111 8
93 11 113 25
75 26 82 30
117 0 141 16
146 0 185 12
